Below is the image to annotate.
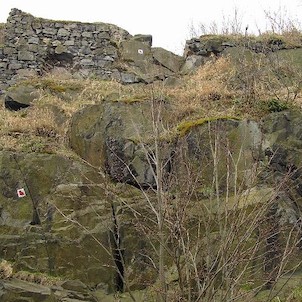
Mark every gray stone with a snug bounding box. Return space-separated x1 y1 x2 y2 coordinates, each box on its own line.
55 44 68 54
120 40 152 63
104 55 114 61
61 280 88 293
28 37 39 44
96 59 112 68
181 55 205 74
152 47 185 72
28 44 39 52
80 58 94 66
97 32 110 40
52 40 61 47
79 47 91 55
42 28 57 35
17 51 34 61
3 47 16 55
8 63 22 70
132 34 153 46
64 40 75 46
82 31 92 38
6 84 40 105
57 28 70 37
120 72 140 84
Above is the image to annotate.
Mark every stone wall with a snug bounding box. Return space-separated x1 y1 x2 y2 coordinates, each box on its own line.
0 8 186 89
0 8 133 87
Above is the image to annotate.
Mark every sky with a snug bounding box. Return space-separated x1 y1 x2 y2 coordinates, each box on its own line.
0 0 301 55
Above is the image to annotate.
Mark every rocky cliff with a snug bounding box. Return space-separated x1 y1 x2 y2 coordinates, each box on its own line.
0 7 302 302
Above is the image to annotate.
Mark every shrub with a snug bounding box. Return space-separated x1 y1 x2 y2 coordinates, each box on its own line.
267 98 289 112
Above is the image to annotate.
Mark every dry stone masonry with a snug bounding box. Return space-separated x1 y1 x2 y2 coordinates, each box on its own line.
0 8 188 89
0 8 132 87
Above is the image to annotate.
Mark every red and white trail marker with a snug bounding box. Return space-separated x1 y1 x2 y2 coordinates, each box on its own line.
17 188 26 198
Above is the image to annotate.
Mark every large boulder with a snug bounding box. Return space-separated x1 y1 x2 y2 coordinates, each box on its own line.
174 117 263 192
69 100 174 188
4 84 40 110
152 47 185 73
118 38 179 83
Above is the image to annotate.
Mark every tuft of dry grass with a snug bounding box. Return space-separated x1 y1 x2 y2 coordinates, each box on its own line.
165 56 238 119
13 270 62 286
0 260 13 279
0 75 166 152
166 50 301 123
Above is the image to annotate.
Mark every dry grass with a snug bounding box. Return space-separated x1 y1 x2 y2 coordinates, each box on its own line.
0 75 165 153
0 260 13 279
13 270 62 286
166 50 301 123
0 104 64 153
166 56 236 117
0 42 301 153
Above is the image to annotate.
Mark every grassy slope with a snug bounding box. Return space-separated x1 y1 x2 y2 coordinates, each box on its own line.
1 42 301 154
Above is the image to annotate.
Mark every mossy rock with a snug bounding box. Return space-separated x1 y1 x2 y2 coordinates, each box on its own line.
69 100 175 187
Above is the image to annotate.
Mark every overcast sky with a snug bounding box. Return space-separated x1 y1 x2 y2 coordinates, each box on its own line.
0 0 301 55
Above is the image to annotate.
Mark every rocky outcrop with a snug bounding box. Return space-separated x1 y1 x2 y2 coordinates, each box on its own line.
0 152 117 288
182 34 302 73
2 107 302 294
69 101 174 188
69 101 302 221
0 150 160 292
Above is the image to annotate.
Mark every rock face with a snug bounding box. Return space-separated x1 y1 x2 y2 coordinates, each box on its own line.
0 152 118 288
0 9 185 88
69 100 264 190
69 103 302 218
2 105 302 293
0 150 160 292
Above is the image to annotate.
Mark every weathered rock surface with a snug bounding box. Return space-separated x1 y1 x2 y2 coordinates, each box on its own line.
0 150 159 292
2 107 302 294
69 104 302 226
0 152 118 288
0 278 98 301
69 100 175 187
4 84 40 110
183 35 302 73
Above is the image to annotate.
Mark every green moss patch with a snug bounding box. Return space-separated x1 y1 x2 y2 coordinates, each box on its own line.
176 116 241 136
